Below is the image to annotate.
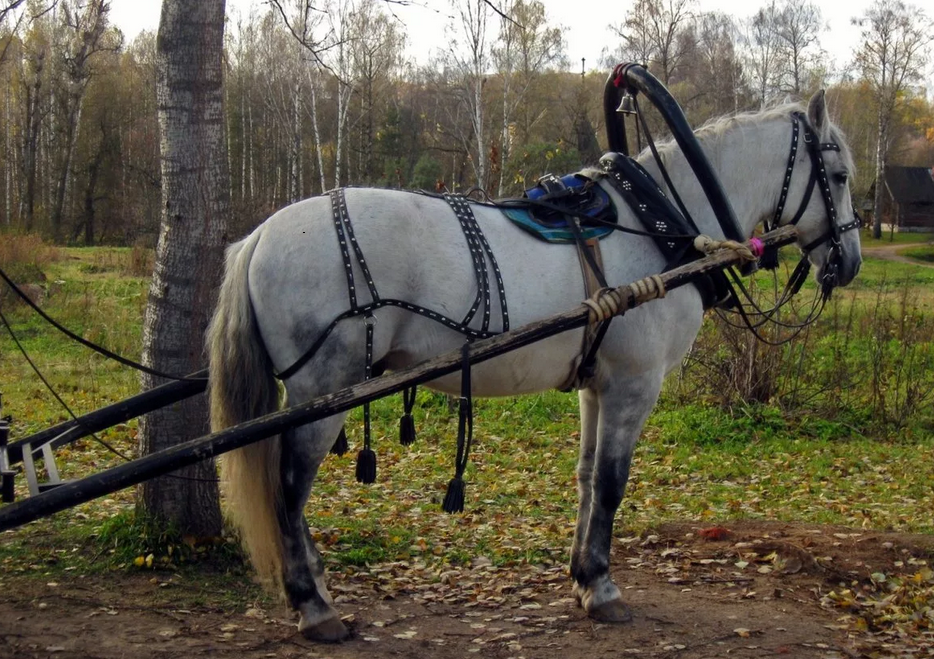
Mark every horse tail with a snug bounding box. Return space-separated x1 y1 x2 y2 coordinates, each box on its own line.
207 228 284 594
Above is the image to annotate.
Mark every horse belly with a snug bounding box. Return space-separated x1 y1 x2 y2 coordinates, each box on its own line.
420 330 585 397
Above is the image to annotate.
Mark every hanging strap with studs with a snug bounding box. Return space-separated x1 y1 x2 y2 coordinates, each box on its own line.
442 344 474 513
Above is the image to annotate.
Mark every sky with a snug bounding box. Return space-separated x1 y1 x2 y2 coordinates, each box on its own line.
109 0 909 79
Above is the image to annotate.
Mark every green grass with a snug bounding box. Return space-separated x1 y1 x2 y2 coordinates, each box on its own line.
1 247 148 438
860 229 934 246
900 244 934 263
2 241 934 583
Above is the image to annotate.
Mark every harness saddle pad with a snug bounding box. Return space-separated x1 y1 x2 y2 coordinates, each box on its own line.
501 173 616 244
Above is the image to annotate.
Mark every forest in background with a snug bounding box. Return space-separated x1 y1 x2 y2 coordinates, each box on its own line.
0 0 931 246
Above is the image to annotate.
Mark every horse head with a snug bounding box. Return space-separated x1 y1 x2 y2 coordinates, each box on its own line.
785 90 862 296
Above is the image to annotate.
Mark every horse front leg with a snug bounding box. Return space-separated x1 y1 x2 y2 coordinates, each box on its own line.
279 418 349 642
571 372 663 623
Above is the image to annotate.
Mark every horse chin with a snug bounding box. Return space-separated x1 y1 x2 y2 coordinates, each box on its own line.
834 254 861 288
818 254 860 299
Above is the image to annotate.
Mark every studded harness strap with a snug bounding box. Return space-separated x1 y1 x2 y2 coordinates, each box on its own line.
277 189 511 488
768 112 861 247
444 194 509 333
761 112 861 296
276 189 509 383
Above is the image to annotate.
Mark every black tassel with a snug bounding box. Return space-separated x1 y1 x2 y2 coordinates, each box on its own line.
355 317 377 484
355 448 377 484
399 386 417 445
442 344 473 514
442 477 466 513
330 427 348 456
399 414 416 446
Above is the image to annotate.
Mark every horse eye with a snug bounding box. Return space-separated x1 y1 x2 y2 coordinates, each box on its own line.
834 172 848 185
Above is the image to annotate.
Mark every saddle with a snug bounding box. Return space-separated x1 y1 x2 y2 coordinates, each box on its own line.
501 173 616 243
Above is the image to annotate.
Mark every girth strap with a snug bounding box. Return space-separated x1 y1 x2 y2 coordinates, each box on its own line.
560 223 610 392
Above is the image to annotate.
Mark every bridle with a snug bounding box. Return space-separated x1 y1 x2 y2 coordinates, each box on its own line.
717 111 863 344
765 111 861 298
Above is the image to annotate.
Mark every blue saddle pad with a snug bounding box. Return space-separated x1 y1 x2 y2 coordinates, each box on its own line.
500 173 616 244
502 208 614 243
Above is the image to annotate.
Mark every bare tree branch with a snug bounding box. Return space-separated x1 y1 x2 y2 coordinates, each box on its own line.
0 0 27 26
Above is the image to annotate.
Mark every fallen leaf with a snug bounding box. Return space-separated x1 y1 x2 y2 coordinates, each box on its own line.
698 526 731 541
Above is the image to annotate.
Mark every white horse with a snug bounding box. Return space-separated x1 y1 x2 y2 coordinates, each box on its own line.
207 91 861 642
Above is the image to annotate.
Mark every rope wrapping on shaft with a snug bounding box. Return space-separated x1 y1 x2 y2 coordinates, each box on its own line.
582 232 762 326
583 274 666 324
692 235 758 262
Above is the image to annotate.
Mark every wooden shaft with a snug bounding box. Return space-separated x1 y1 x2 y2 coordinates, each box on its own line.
5 371 207 465
0 227 797 532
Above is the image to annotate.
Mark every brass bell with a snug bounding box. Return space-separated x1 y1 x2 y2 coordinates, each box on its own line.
617 92 637 115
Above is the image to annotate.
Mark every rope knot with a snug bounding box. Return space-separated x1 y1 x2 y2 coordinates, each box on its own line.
693 235 757 262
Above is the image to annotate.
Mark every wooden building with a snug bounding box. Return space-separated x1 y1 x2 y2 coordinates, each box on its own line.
883 166 934 232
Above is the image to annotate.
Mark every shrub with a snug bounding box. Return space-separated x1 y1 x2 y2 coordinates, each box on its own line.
669 271 934 436
0 232 62 306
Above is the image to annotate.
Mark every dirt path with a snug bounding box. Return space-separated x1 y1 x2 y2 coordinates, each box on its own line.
2 520 930 659
862 241 934 268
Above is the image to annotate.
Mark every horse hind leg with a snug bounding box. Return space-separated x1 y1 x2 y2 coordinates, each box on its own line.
570 387 599 605
572 372 664 624
278 416 349 642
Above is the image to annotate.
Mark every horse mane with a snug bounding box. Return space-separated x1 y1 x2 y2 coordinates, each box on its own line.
647 100 855 177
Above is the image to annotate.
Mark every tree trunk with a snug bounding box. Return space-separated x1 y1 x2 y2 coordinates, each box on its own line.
335 78 350 189
290 76 301 202
308 70 326 194
4 90 12 226
138 0 228 537
872 110 886 239
82 139 105 245
21 74 42 231
51 97 84 242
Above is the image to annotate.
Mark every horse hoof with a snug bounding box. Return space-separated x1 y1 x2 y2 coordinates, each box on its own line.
300 616 350 643
588 599 633 623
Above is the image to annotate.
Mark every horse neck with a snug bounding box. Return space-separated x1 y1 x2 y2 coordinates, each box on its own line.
648 115 793 241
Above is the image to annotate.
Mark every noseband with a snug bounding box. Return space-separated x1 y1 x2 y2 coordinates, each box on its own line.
766 112 861 295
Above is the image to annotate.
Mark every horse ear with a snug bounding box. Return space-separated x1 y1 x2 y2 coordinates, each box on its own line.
807 89 827 133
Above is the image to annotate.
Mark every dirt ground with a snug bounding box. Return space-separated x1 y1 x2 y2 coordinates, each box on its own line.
2 520 932 659
861 241 934 268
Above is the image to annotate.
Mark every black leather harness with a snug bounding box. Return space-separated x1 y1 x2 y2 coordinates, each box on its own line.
276 189 509 488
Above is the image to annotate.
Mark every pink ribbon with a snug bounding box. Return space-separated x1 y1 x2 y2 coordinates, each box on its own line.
748 237 765 258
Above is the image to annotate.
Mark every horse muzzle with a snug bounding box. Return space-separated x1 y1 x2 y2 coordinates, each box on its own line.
820 240 861 298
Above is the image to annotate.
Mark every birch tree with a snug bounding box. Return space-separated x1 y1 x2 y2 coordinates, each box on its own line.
138 0 229 535
492 0 563 195
774 0 823 95
744 2 782 106
49 0 115 241
852 0 931 238
610 0 696 85
446 0 492 188
18 10 51 231
349 0 403 184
